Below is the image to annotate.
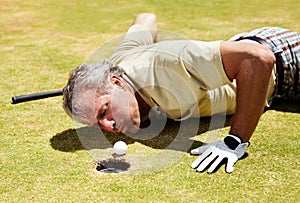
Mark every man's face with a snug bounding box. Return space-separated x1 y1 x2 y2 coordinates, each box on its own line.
86 77 141 134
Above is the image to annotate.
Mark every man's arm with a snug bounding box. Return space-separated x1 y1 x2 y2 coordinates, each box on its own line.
220 41 275 142
191 41 275 173
109 13 157 62
132 13 158 42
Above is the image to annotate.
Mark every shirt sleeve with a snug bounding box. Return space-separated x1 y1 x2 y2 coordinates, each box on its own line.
110 24 154 58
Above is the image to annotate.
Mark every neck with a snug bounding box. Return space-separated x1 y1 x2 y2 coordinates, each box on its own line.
135 92 151 119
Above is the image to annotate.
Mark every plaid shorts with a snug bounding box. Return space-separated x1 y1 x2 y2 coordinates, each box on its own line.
230 27 300 99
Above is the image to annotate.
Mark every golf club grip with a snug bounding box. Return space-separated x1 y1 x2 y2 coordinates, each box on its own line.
12 90 63 104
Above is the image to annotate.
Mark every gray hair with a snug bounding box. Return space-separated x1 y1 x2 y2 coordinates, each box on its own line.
63 60 123 124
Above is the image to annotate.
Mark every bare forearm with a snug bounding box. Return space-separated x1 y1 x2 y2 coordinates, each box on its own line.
221 41 275 142
132 13 158 42
230 56 274 141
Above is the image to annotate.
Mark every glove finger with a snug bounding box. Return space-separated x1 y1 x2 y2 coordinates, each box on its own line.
196 153 216 172
225 156 238 173
191 146 213 168
190 144 210 155
195 149 217 172
207 155 224 173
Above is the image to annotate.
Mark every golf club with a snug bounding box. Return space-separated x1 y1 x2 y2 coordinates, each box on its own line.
12 89 63 104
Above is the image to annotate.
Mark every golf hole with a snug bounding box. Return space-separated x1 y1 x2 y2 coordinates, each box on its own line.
96 158 131 173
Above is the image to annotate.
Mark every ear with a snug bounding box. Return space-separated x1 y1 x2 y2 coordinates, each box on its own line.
110 75 123 87
110 75 133 93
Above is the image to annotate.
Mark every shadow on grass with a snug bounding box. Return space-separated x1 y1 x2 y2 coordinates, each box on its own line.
50 115 233 153
50 99 299 153
266 98 300 113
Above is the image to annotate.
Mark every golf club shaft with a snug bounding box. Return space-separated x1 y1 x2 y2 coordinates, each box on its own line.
12 89 63 104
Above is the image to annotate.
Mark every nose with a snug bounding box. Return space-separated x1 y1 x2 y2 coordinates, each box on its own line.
98 118 116 132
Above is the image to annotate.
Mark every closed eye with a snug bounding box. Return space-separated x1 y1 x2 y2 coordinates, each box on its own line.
98 110 107 119
97 103 108 119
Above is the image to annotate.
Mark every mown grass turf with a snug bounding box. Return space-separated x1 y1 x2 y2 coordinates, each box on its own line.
1 0 299 202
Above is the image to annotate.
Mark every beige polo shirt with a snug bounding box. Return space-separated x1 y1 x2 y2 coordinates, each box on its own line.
109 25 237 120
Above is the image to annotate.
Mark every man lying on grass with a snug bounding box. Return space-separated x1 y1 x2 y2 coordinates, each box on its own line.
63 13 300 173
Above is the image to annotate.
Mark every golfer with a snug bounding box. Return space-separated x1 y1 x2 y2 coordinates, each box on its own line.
63 13 300 173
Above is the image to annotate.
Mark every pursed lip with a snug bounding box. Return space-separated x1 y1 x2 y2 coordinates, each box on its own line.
115 123 127 134
114 126 122 134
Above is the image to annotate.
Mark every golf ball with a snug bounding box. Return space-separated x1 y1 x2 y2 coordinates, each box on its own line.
113 141 128 155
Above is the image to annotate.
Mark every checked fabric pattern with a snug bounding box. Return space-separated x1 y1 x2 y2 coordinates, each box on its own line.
230 27 300 99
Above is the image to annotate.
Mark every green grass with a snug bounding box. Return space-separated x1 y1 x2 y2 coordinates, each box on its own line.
1 0 299 202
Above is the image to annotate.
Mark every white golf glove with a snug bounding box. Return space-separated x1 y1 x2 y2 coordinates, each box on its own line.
191 134 249 173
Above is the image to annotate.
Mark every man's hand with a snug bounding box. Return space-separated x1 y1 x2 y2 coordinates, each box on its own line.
191 134 249 173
